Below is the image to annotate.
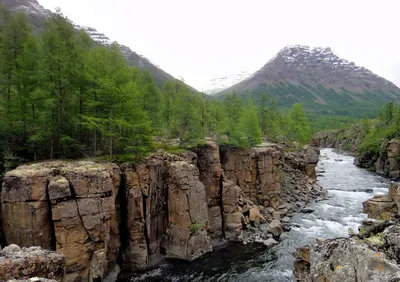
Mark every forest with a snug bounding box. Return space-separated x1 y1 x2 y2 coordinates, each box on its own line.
357 102 400 156
0 7 312 177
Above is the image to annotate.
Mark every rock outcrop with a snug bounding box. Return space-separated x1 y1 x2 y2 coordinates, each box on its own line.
363 182 400 220
163 160 212 261
196 141 223 239
0 244 65 281
1 161 121 281
294 220 400 282
119 156 167 271
0 142 323 280
375 139 400 178
220 145 284 206
315 123 367 154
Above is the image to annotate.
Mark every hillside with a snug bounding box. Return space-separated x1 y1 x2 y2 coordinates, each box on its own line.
217 45 400 117
0 0 178 87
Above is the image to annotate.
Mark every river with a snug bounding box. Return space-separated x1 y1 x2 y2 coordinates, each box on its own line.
125 148 389 282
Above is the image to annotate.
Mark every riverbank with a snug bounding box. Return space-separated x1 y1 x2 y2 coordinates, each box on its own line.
118 149 389 281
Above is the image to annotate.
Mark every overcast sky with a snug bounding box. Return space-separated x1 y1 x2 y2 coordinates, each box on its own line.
38 0 400 90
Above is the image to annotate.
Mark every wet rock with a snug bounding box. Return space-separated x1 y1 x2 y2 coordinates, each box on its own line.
301 207 314 213
249 207 266 227
259 224 268 233
225 209 245 242
363 194 397 220
268 219 283 237
263 238 278 247
295 234 400 282
0 245 65 281
293 246 311 282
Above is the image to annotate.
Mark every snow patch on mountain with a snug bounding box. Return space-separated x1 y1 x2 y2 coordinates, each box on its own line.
204 71 252 94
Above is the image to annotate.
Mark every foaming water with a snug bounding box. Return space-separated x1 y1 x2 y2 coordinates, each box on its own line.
123 149 389 282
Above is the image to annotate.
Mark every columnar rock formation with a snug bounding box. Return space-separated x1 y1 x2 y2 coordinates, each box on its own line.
220 146 284 206
196 141 223 239
164 160 212 261
1 161 120 281
0 142 322 280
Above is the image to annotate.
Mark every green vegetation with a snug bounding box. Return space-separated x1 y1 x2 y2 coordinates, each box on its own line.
357 102 400 158
189 221 204 234
364 232 385 246
0 6 314 179
217 82 394 132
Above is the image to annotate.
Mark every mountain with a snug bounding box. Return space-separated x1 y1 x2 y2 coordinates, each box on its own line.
217 45 400 117
0 0 178 88
204 71 251 94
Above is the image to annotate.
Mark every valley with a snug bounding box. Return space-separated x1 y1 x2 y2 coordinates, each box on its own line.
0 1 400 282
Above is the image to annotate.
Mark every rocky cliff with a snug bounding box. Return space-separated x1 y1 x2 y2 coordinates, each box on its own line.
0 142 323 281
294 223 400 282
294 181 400 282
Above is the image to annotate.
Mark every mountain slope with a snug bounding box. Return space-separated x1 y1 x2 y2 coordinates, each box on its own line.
204 71 251 94
218 45 400 116
0 0 178 88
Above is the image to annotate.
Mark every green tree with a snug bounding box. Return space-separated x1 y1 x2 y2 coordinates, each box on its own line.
286 103 311 145
40 10 81 158
239 105 262 147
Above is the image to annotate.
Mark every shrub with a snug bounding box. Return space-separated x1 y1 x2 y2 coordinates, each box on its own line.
189 221 204 234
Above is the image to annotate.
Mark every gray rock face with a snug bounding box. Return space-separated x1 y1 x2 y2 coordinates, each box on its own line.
0 245 65 281
294 221 400 282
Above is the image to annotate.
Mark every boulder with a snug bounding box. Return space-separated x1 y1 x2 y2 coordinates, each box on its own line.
362 194 397 220
225 209 245 242
304 147 319 164
0 245 65 281
268 219 283 237
263 238 278 247
294 235 400 282
301 207 314 213
249 208 266 227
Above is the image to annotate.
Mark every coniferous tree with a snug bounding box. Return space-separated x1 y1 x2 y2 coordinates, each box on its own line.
287 103 312 145
239 104 262 147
